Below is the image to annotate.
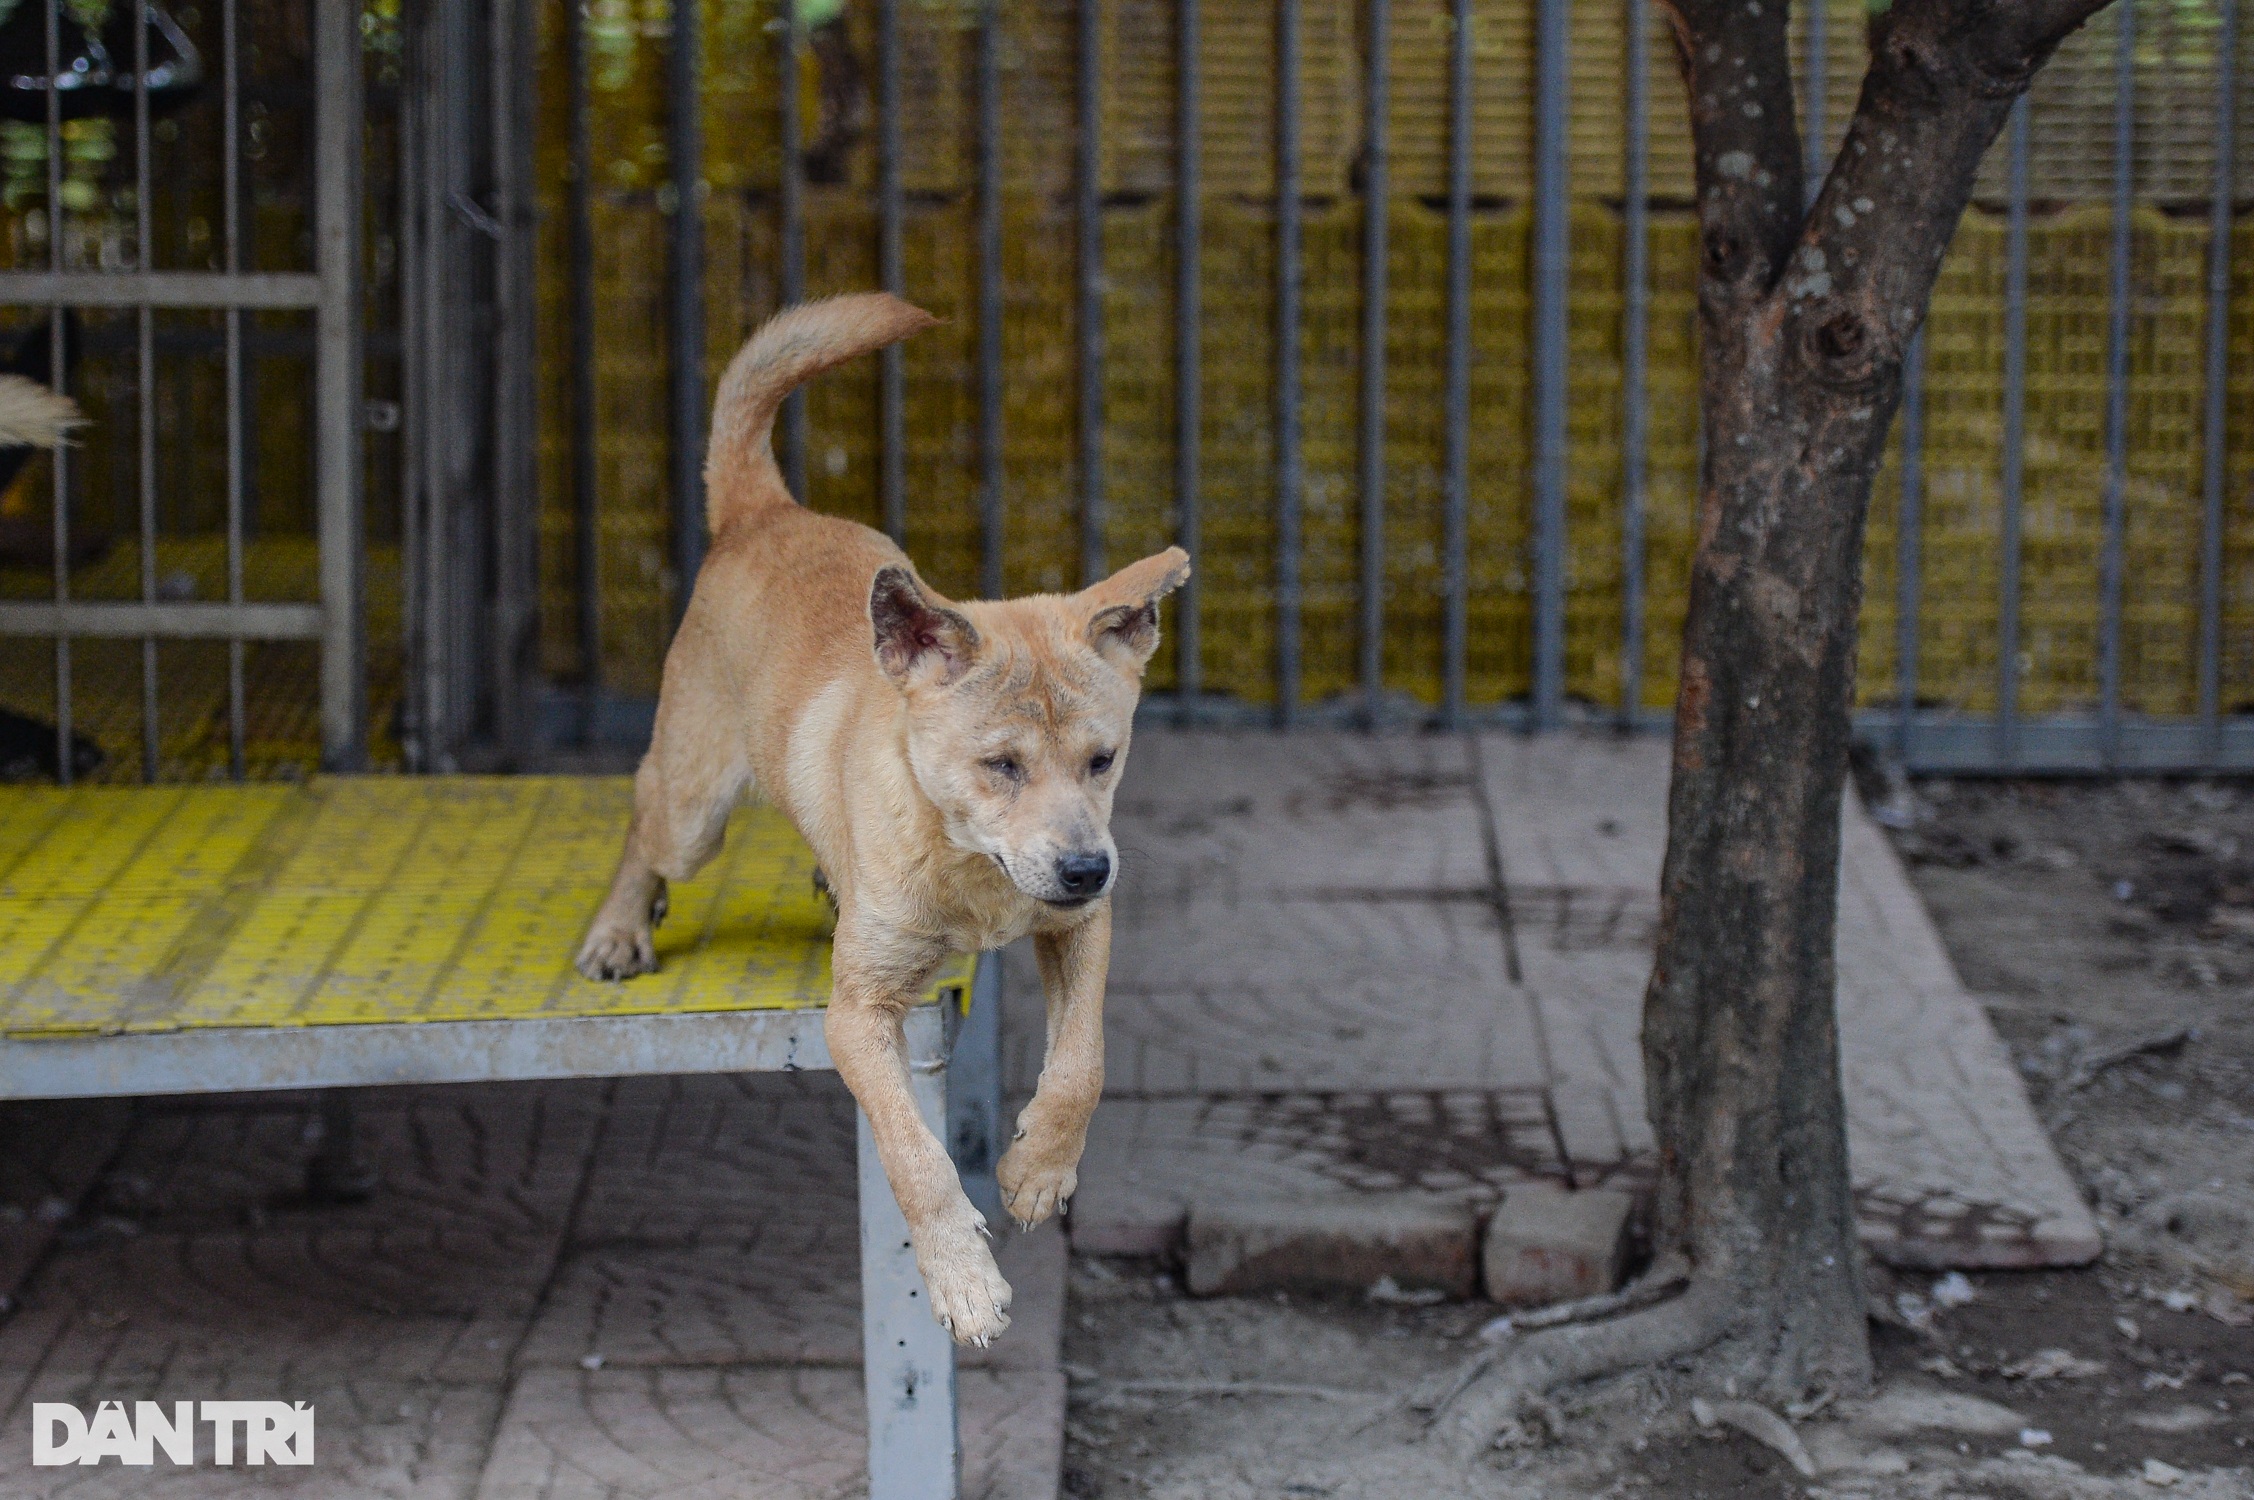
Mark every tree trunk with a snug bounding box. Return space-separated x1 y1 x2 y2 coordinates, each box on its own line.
1442 0 2117 1451
1641 0 2118 1400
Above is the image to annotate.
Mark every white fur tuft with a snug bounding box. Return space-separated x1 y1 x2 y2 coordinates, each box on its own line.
0 374 84 449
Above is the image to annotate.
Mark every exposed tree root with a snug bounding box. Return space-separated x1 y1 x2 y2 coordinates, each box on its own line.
1691 1396 1819 1477
1432 1277 1735 1463
1500 1258 1691 1334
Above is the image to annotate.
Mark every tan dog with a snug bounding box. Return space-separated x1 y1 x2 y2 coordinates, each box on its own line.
575 292 1188 1345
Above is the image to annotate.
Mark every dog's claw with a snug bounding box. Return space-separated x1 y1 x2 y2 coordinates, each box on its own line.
917 1205 1012 1345
574 926 657 983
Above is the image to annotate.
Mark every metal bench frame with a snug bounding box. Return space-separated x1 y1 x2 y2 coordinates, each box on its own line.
0 950 1003 1500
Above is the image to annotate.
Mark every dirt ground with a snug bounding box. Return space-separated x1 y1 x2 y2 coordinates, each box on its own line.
1056 775 2254 1500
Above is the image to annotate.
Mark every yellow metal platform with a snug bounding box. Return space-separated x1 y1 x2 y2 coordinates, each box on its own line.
0 777 971 1041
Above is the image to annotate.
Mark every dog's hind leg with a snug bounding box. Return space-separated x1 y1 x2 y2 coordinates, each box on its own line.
996 906 1109 1228
575 703 750 982
826 935 1013 1346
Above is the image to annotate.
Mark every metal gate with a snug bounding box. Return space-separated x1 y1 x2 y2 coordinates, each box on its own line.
537 0 2254 774
5 0 2249 782
0 0 365 780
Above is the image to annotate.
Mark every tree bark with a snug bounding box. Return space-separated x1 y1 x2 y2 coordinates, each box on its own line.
1437 0 2122 1454
1641 0 2115 1400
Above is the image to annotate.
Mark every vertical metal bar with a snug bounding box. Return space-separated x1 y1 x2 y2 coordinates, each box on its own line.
137 0 157 781
1530 0 1569 729
1441 0 1471 728
858 1007 961 1500
1078 0 1105 586
414 21 445 765
1619 0 1648 728
878 0 906 547
316 0 367 770
398 30 423 766
224 0 244 778
1895 328 1926 765
1175 0 1202 715
398 33 425 766
566 0 599 743
1358 0 1388 723
1802 0 1825 207
2200 0 2238 765
1998 96 2029 768
1275 0 1303 726
2098 0 2133 768
45 0 69 785
492 0 538 758
976 0 1003 600
946 956 1004 1226
668 0 707 610
778 0 806 500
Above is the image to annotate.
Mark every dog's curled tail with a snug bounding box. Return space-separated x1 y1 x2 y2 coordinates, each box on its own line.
0 374 84 450
704 292 937 534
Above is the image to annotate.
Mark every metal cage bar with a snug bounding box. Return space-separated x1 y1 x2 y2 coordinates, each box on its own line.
2097 0 2135 768
45 0 69 786
1275 0 1304 726
566 0 599 741
1619 0 1650 729
1998 95 2030 769
136 1 157 781
1895 328 1926 765
1802 0 1825 205
1440 0 1472 728
1529 0 1569 730
668 0 708 606
879 0 907 547
2201 0 2240 764
1358 0 1388 721
314 0 366 770
977 0 1003 601
1175 0 1203 715
1079 0 1106 588
779 0 807 500
224 0 245 779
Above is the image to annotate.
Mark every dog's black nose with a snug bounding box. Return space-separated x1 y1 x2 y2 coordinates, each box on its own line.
1056 852 1111 898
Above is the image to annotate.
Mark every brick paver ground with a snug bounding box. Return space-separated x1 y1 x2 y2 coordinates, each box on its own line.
1065 729 2098 1270
0 1075 1064 1498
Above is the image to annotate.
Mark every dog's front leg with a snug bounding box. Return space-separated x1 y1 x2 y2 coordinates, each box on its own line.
826 956 1013 1346
997 905 1110 1229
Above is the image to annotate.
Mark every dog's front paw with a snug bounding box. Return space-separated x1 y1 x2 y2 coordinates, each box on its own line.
916 1207 1013 1346
996 1138 1080 1230
574 923 656 982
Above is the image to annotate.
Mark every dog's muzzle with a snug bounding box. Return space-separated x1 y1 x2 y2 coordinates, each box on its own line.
1050 851 1111 903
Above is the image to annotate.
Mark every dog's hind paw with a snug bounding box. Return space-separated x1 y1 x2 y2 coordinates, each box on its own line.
918 1212 1013 1345
997 1143 1079 1230
574 925 656 982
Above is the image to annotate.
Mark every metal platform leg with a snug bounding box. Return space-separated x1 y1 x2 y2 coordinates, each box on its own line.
304 1089 377 1204
948 953 1004 1225
860 1003 959 1500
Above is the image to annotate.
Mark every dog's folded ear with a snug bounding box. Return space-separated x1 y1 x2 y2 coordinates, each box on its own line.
871 565 980 687
1082 546 1191 674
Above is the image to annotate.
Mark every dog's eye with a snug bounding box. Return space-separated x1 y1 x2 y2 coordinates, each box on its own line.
984 756 1022 780
1088 750 1115 776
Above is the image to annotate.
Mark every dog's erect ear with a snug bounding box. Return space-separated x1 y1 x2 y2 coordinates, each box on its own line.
1080 546 1191 673
871 566 980 687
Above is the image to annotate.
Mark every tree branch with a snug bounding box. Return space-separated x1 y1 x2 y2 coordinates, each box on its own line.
1784 0 2119 400
1657 0 1804 310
